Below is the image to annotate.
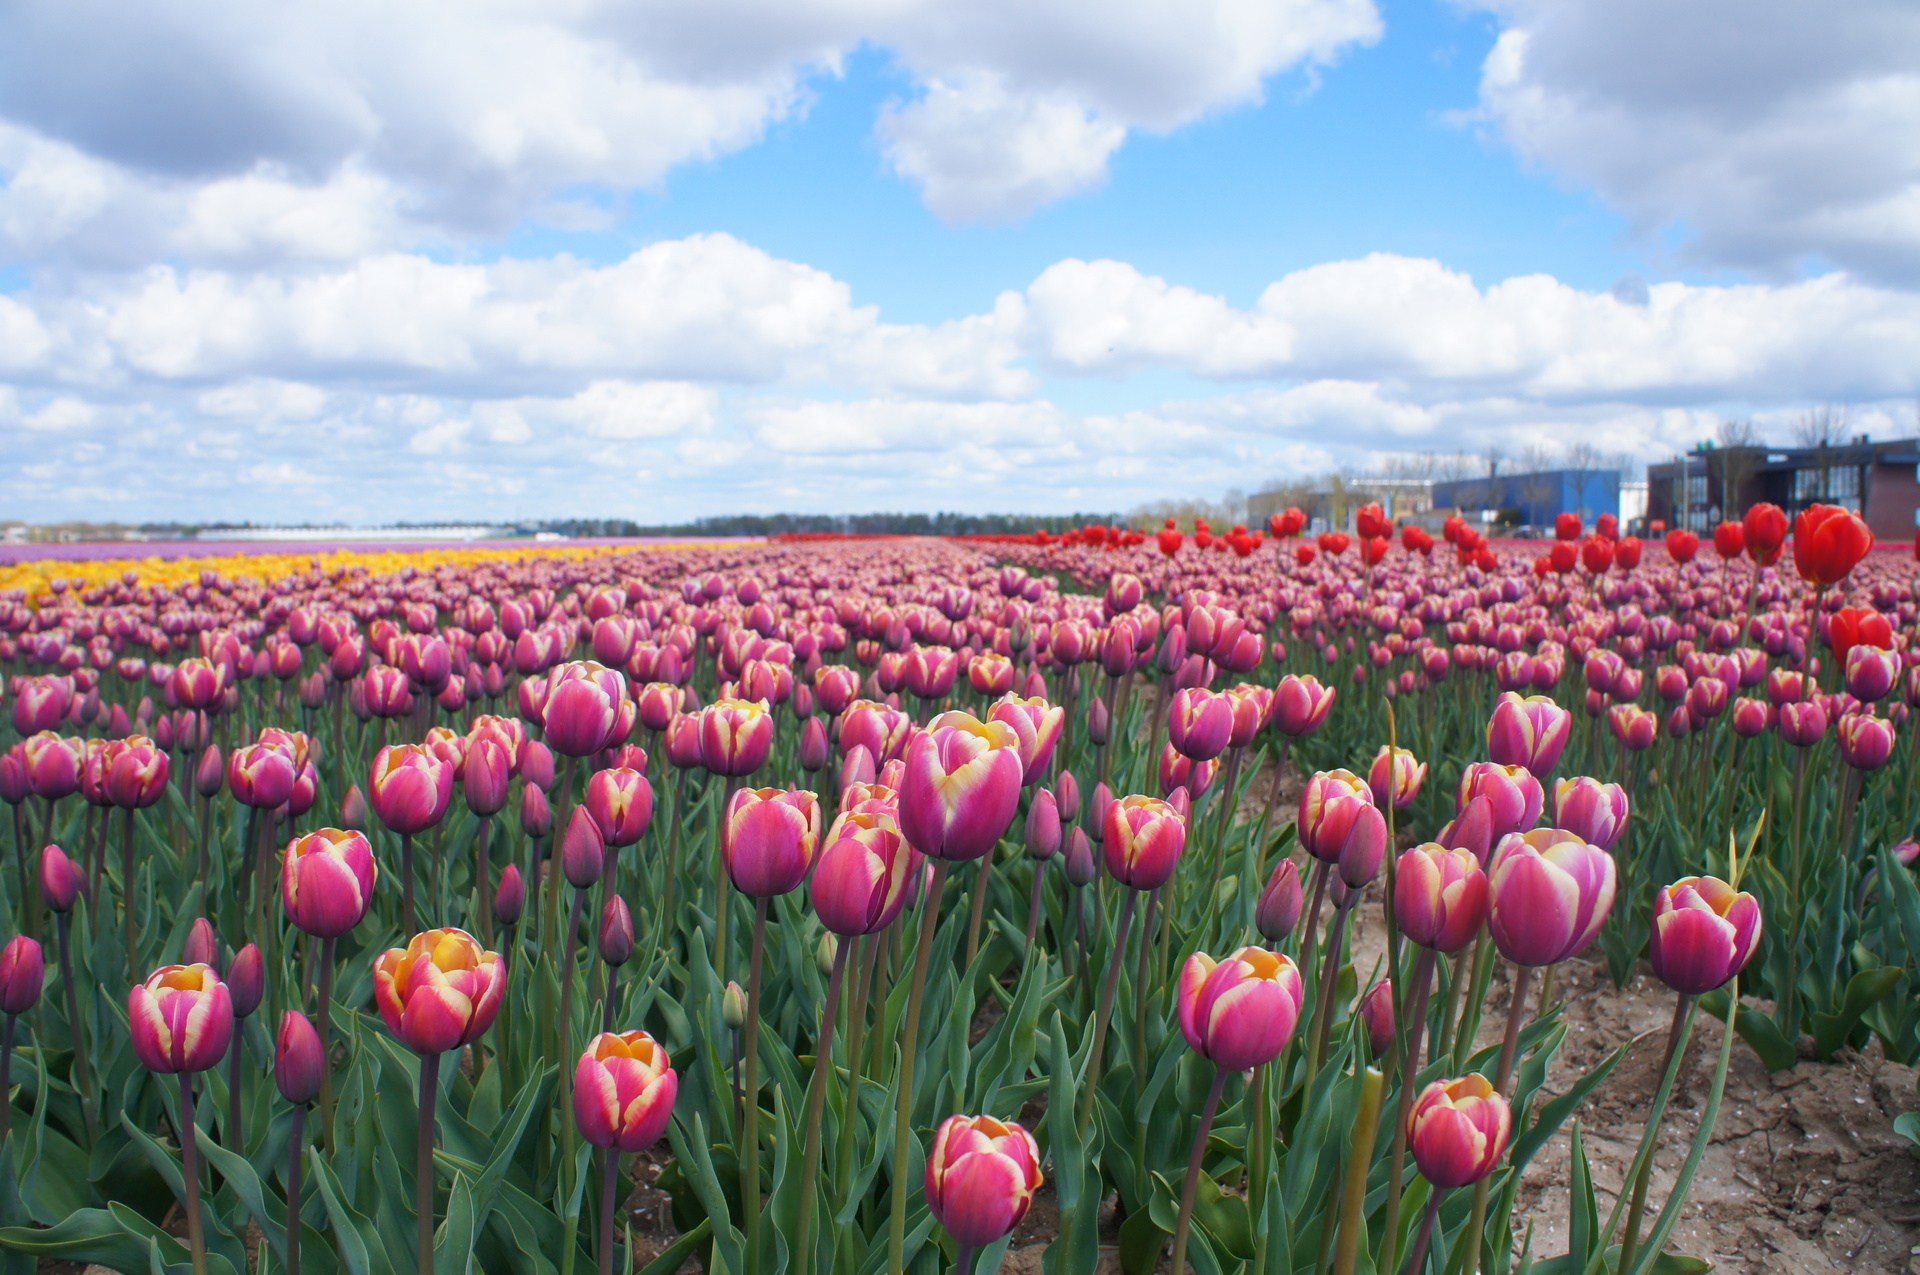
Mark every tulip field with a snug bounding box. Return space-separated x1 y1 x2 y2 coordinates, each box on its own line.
0 500 1913 1275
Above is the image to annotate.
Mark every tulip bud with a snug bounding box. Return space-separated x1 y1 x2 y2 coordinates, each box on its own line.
373 928 505 1055
722 981 748 1029
1778 699 1829 748
1487 829 1617 967
1176 946 1304 1068
194 744 225 799
1272 674 1336 738
799 716 831 773
520 740 556 790
1395 844 1489 952
1063 827 1097 886
599 896 635 967
40 845 82 913
1367 746 1427 809
184 917 222 970
574 1031 678 1151
1025 789 1062 860
1551 778 1630 852
839 744 878 793
520 782 553 839
1299 770 1388 887
815 931 839 976
1730 697 1769 738
338 782 368 831
1409 1075 1512 1188
463 734 513 816
130 964 235 1073
274 1010 325 1105
723 788 822 897
1649 875 1762 995
1255 858 1304 941
1358 979 1395 1057
0 936 44 1015
561 807 605 889
226 943 266 1019
494 863 526 926
924 1115 1044 1248
1055 769 1081 823
1088 782 1114 843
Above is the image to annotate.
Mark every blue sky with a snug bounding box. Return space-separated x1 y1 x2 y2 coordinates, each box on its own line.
0 0 1915 523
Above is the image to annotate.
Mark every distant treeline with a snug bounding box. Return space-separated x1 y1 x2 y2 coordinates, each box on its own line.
549 512 1127 538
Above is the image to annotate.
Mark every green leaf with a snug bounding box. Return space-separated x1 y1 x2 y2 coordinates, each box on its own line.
1512 1040 1630 1172
1809 966 1902 1061
1117 1203 1168 1275
1697 988 1797 1073
433 1172 477 1275
308 1145 394 1275
636 1219 711 1275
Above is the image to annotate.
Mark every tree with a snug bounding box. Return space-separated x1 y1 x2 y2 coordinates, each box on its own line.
1714 420 1761 518
1793 405 1849 503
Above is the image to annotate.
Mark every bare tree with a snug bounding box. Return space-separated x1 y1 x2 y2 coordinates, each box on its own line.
1793 405 1849 503
1563 441 1605 521
1713 420 1761 518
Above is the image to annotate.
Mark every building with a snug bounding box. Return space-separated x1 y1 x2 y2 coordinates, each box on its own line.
1428 469 1621 534
1246 477 1433 534
1644 438 1920 541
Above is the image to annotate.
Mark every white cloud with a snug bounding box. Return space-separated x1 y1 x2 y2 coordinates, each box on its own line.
0 0 1382 253
1469 0 1920 283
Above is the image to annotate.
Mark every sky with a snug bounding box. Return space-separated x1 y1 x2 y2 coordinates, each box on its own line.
1 0 1918 525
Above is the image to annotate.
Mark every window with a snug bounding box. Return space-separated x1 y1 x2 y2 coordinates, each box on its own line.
1797 465 1863 511
1672 472 1709 530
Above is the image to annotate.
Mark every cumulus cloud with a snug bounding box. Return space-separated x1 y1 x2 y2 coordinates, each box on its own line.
1468 0 1920 283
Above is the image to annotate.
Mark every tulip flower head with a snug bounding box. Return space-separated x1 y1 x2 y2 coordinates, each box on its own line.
1395 844 1490 953
1551 778 1630 852
722 787 822 898
275 1011 325 1105
1167 688 1234 762
1272 674 1336 738
1487 829 1617 967
1367 745 1427 809
1456 763 1545 840
1649 876 1762 995
283 828 378 938
898 714 1024 862
543 661 630 758
1838 711 1896 771
1176 946 1305 1069
1408 1075 1512 1189
369 744 454 836
699 698 775 777
0 937 44 1015
1256 858 1304 941
129 964 235 1074
986 695 1065 780
1298 770 1388 885
1485 692 1572 780
494 863 526 925
812 808 923 936
586 767 654 848
1102 793 1188 890
1358 979 1395 1057
574 1030 679 1152
1792 503 1874 587
374 929 506 1056
924 1115 1044 1249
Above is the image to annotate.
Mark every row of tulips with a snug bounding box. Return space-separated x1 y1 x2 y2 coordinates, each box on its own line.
0 509 1895 1275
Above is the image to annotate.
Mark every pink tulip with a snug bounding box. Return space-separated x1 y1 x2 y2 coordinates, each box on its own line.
924 1115 1043 1248
1102 794 1187 890
1366 745 1426 810
1167 688 1233 762
282 828 379 938
1487 829 1617 967
699 698 775 777
1485 692 1571 779
275 1011 325 1105
1255 858 1304 941
368 744 454 835
573 1030 678 1151
586 767 654 848
1455 763 1544 840
1272 674 1336 737
1649 875 1762 995
1394 844 1489 953
812 809 923 936
130 964 234 1074
1175 946 1304 1069
986 695 1065 780
1408 1075 1512 1188
723 788 822 898
373 928 506 1055
899 714 1024 862
1551 777 1630 852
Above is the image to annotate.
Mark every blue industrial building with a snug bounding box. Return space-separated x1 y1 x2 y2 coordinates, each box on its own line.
1429 469 1620 532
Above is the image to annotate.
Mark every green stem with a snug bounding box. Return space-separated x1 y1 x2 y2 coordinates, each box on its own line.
796 939 850 1275
743 896 770 1274
888 860 950 1275
1077 890 1138 1132
417 1051 440 1275
179 1074 209 1275
1168 1066 1230 1275
1333 1067 1386 1275
288 1105 304 1275
1616 994 1691 1275
1463 964 1534 1275
965 854 992 968
1380 947 1439 1275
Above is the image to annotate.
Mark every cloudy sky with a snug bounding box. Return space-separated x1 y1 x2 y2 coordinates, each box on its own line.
2 0 1917 524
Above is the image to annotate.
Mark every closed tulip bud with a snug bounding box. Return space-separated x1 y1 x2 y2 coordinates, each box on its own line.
1177 946 1304 1068
599 896 635 967
184 917 222 969
1778 699 1829 747
1256 858 1304 940
924 1115 1044 1248
494 864 526 925
722 981 748 1029
1649 875 1762 995
574 1030 678 1151
40 845 82 913
1551 778 1630 852
561 807 605 889
1367 745 1426 809
1085 695 1110 746
799 716 831 773
811 931 838 976
520 740 556 790
1359 979 1395 1056
1488 829 1617 967
226 943 265 1019
1846 645 1899 703
520 782 553 839
1273 674 1336 737
586 767 653 848
698 698 775 777
0 937 44 1014
1456 763 1544 840
1395 844 1490 952
1088 782 1114 843
1730 697 1769 738
543 662 629 757
369 744 454 836
0 751 26 808
463 735 513 816
839 743 878 792
283 828 378 938
1485 692 1571 780
373 928 506 1055
274 1010 325 1105
723 787 821 897
982 695 1063 782
130 963 234 1073
900 714 1024 861
1025 789 1062 860
1167 688 1233 761
1409 1075 1512 1188
1063 826 1097 886
340 782 367 830
1102 794 1187 890
1055 769 1081 823
1838 712 1896 771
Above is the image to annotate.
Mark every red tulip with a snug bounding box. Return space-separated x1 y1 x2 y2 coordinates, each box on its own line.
1792 503 1874 586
